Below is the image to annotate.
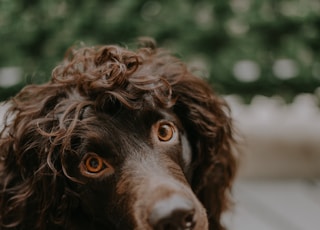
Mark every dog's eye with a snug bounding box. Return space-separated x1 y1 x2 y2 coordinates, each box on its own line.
80 153 114 177
157 123 175 142
85 155 104 173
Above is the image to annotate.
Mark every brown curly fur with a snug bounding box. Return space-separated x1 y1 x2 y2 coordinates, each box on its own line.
0 38 236 230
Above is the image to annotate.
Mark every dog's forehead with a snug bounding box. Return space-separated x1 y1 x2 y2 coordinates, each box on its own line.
113 108 180 125
95 108 179 129
77 107 184 147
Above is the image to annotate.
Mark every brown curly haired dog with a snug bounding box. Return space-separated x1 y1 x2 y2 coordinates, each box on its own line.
0 39 236 230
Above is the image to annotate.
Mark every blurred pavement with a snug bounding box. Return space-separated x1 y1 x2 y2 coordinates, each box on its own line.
223 180 320 230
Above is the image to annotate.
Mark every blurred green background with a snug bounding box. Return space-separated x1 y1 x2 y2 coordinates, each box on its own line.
1 0 320 102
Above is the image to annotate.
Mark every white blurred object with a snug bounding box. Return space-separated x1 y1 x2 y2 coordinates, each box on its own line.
0 67 22 87
225 94 320 141
272 59 299 80
233 60 261 82
0 102 10 132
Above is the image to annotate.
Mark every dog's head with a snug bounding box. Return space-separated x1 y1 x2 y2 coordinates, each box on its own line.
0 39 236 230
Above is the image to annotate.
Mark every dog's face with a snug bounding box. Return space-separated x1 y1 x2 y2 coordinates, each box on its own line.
0 40 236 230
62 101 208 229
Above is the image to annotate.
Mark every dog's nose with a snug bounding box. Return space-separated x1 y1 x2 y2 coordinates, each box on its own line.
148 195 196 230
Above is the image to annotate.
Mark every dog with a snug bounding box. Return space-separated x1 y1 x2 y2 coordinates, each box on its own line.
0 38 236 230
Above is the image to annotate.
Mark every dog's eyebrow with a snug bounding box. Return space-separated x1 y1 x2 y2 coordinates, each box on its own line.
157 111 184 130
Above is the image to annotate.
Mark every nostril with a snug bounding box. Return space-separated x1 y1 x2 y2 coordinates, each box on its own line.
153 210 195 230
148 195 196 230
183 212 195 228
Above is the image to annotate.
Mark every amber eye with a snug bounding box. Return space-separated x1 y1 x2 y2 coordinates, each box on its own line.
80 153 114 178
85 155 104 173
157 123 175 141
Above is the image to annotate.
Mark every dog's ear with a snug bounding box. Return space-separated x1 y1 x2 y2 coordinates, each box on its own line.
0 85 80 228
172 74 236 230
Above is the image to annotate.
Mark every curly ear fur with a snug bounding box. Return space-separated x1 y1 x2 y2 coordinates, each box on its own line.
172 75 236 230
0 39 236 230
0 86 81 229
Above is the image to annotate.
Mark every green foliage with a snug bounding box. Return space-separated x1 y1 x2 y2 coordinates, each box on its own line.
0 0 320 101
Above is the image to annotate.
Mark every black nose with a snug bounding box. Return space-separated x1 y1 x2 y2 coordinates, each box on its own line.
148 195 196 230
